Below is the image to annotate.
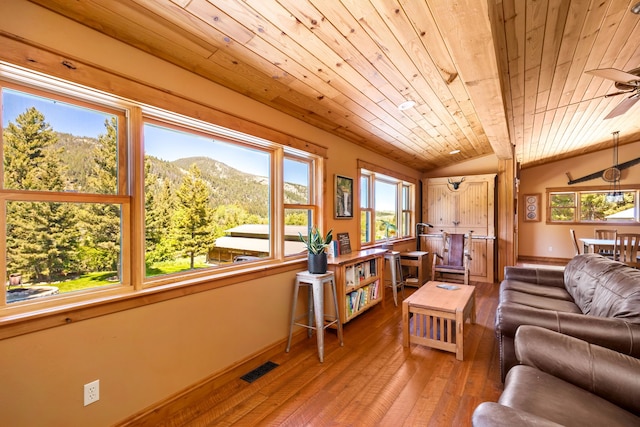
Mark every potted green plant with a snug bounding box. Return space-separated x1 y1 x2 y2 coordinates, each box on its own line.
381 220 397 249
299 226 333 274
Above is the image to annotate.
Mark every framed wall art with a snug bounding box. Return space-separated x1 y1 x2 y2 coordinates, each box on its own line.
335 175 354 219
523 193 541 222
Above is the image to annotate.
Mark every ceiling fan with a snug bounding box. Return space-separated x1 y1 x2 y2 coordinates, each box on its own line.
586 67 640 119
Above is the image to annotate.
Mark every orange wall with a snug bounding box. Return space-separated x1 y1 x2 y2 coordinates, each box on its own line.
518 141 640 260
0 1 421 425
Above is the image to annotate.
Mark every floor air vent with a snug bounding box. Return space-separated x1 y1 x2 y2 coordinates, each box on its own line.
240 361 279 383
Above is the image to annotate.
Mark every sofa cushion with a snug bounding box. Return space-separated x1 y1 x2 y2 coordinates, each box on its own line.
591 265 640 323
500 365 640 427
563 254 610 312
500 279 573 301
500 290 582 313
563 254 640 323
503 266 565 287
473 402 563 427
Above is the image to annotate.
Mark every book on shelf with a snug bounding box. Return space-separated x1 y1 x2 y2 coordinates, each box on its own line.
327 240 336 257
337 232 351 255
345 265 356 287
369 279 379 300
346 288 368 315
360 286 368 306
346 291 356 316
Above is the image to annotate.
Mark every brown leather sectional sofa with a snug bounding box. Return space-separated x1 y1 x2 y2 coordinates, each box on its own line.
473 325 640 426
495 253 640 381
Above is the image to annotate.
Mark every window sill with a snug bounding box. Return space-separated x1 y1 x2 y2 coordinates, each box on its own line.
0 258 305 341
359 237 416 252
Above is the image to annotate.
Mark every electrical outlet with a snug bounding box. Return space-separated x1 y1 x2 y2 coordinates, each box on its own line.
548 246 553 252
84 380 100 406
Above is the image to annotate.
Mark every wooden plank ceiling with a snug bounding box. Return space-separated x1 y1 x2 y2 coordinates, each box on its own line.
29 0 640 171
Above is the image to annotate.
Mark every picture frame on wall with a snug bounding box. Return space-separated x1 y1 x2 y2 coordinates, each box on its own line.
523 193 541 222
335 175 354 219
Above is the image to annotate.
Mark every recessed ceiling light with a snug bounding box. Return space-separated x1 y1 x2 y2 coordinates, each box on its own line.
397 100 416 111
449 149 461 155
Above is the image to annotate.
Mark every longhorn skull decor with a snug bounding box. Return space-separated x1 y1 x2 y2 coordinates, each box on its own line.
448 177 465 190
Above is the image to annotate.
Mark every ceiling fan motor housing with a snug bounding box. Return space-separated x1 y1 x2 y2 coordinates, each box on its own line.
614 67 640 90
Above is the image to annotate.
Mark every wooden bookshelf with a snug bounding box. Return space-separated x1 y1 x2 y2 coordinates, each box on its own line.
327 248 387 324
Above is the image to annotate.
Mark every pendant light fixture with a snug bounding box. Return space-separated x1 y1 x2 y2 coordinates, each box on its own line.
604 131 624 203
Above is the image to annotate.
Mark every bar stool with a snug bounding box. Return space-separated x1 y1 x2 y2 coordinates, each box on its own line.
384 251 405 306
286 270 344 362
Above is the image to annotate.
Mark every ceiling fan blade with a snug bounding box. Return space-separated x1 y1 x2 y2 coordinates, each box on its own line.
586 68 640 84
604 90 634 98
604 93 640 120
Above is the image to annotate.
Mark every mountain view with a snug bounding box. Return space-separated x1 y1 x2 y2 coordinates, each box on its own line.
58 133 308 215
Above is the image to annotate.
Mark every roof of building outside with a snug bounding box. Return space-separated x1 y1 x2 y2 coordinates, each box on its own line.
225 224 311 239
214 236 306 254
605 208 635 219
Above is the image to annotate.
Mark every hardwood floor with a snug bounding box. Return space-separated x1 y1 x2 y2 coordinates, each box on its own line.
128 281 502 426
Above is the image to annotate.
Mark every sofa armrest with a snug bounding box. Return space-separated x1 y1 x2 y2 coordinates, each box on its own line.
472 402 563 427
515 325 640 415
496 303 640 355
503 266 565 288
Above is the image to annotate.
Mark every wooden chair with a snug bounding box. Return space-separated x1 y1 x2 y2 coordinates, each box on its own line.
614 233 640 269
569 229 580 256
431 231 472 285
594 229 617 258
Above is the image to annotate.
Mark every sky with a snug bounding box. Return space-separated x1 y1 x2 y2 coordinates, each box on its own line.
2 88 308 185
3 88 396 205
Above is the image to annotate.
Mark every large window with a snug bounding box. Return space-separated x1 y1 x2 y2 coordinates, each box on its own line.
548 189 638 223
2 86 128 304
360 169 415 245
1 70 320 307
143 121 272 276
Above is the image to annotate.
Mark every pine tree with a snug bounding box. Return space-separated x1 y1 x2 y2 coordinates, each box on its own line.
174 165 214 269
81 116 120 272
144 161 175 263
3 107 79 282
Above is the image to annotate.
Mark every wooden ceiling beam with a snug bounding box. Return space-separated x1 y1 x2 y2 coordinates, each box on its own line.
427 0 513 160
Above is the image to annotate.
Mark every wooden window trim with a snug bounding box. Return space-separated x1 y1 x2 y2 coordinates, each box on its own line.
545 187 640 225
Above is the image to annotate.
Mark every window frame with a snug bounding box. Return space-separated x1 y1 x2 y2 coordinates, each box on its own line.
283 152 319 258
359 164 416 246
546 186 640 224
1 82 132 305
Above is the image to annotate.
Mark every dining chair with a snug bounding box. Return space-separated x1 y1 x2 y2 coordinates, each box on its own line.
569 229 580 256
614 233 640 269
594 229 617 258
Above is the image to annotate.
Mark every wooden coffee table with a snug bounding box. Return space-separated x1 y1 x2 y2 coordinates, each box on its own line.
402 281 476 360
